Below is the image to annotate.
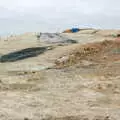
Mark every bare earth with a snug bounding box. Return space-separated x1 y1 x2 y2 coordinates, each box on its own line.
0 29 120 120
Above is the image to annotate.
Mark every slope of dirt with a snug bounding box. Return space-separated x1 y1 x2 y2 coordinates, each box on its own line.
0 30 120 120
55 40 120 69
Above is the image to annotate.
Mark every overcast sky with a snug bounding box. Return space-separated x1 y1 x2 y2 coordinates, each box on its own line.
0 0 120 35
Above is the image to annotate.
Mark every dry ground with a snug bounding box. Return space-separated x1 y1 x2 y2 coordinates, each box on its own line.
0 29 120 120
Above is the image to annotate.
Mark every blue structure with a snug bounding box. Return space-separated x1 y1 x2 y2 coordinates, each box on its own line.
71 28 80 33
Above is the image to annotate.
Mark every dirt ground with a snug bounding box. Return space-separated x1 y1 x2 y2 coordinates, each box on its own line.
0 29 120 120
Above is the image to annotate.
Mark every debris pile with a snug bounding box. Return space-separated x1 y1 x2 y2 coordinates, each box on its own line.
55 40 120 67
37 33 77 44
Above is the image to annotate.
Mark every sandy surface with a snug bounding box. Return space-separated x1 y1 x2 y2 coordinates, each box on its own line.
0 29 120 120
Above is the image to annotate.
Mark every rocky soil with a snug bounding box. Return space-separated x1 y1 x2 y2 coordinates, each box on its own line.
0 29 120 120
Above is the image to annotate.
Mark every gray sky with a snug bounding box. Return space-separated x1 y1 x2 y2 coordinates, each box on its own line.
0 0 120 35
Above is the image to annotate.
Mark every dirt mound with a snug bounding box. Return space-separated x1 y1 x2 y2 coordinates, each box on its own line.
55 40 120 68
78 29 98 34
96 30 120 37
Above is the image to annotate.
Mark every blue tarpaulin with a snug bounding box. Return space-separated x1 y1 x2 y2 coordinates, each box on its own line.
71 28 80 33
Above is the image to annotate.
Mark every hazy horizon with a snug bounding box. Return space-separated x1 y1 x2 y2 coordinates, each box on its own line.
0 0 120 36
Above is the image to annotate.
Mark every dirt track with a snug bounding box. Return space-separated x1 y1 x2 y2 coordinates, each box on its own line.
0 30 120 120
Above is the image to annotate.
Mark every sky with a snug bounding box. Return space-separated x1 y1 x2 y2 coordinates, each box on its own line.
0 0 120 35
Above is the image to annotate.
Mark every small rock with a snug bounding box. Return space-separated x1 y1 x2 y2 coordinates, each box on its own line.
55 56 69 65
81 60 93 66
24 117 30 120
